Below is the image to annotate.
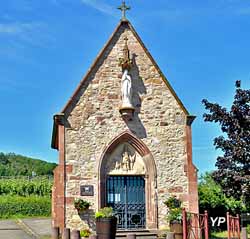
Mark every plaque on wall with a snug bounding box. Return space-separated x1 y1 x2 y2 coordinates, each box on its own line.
80 185 94 196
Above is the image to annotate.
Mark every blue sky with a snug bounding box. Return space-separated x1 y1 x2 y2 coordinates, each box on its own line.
0 0 249 175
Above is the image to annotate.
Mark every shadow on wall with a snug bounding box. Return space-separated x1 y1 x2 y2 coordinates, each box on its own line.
125 53 147 139
78 209 96 231
63 26 125 118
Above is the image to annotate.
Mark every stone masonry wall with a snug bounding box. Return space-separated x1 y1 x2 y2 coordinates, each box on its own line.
63 23 191 231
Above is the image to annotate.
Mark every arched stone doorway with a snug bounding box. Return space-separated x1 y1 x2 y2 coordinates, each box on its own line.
98 130 158 230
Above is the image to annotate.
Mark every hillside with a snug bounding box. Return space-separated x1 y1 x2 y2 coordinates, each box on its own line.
0 152 57 176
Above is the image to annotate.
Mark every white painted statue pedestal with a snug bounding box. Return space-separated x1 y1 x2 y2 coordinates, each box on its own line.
119 105 135 121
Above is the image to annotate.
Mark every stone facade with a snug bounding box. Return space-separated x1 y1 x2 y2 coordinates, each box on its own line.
52 20 198 232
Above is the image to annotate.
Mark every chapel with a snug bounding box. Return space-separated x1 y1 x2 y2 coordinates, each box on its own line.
51 2 198 234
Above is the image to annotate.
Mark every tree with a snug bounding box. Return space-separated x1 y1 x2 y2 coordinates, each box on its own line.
202 81 250 208
0 153 9 165
0 152 57 176
199 173 244 215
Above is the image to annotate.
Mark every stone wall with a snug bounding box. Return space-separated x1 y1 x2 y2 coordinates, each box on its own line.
62 22 196 231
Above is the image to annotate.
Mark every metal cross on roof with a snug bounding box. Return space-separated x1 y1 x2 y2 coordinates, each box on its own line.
117 1 131 21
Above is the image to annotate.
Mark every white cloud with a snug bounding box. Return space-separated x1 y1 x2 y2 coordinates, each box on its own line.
81 0 115 16
0 22 56 50
0 23 36 35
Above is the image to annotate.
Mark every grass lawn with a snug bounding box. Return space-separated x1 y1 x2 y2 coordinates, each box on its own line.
210 231 228 238
211 230 250 238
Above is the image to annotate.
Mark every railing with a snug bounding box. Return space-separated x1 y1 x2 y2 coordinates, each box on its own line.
227 212 240 239
182 208 209 239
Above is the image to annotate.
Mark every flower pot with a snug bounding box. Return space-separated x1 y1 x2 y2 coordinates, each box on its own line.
77 208 88 213
170 222 183 239
76 205 90 214
96 217 117 239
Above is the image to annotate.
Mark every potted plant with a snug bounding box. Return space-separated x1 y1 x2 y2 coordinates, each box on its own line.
74 199 91 213
80 228 91 238
95 207 117 239
165 197 183 239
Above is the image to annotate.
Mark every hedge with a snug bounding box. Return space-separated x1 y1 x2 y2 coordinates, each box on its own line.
0 195 51 218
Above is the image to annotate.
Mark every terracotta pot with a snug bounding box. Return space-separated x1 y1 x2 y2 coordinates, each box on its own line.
96 217 117 239
170 222 183 239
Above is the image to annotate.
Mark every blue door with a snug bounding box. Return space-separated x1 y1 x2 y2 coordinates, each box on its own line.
107 176 146 230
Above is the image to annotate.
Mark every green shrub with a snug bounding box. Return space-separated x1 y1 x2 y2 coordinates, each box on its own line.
80 229 91 237
0 195 51 218
164 197 181 209
247 224 250 234
167 208 182 223
95 207 114 219
74 199 91 212
199 173 246 215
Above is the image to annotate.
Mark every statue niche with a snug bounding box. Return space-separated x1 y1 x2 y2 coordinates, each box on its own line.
105 143 145 175
118 36 135 120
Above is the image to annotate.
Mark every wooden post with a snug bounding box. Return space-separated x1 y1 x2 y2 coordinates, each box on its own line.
62 228 70 239
52 227 60 239
236 214 240 239
227 212 230 239
182 208 187 239
71 230 81 239
242 228 248 239
204 210 209 239
166 232 175 239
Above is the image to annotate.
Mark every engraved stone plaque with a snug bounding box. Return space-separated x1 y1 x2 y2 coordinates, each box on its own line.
80 185 94 196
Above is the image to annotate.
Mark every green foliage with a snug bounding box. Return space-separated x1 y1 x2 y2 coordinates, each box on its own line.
202 81 250 206
0 195 51 218
167 208 182 223
95 207 114 219
74 199 91 212
0 178 53 197
0 153 9 165
210 231 228 238
80 229 91 237
247 225 250 234
165 196 183 223
0 152 57 176
199 172 246 216
164 197 181 209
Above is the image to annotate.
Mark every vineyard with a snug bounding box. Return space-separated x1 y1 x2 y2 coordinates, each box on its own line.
0 177 52 196
0 177 53 218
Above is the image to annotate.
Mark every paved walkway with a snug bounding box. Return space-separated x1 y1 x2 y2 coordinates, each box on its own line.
0 218 51 239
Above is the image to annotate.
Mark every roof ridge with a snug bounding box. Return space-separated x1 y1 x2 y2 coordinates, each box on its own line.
61 20 190 115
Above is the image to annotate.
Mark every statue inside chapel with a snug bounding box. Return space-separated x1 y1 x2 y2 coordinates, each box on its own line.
121 69 132 108
122 151 136 171
107 144 145 175
119 36 135 112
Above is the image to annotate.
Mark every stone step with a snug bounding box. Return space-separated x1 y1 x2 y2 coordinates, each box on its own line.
116 230 157 239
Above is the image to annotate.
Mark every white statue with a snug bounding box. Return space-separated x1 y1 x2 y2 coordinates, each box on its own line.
122 151 130 171
130 154 136 169
121 69 133 108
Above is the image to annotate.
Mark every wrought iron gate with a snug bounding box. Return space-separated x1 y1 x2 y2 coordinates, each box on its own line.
107 176 146 230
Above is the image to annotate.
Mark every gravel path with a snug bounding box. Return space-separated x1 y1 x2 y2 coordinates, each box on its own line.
0 220 32 239
0 218 51 239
